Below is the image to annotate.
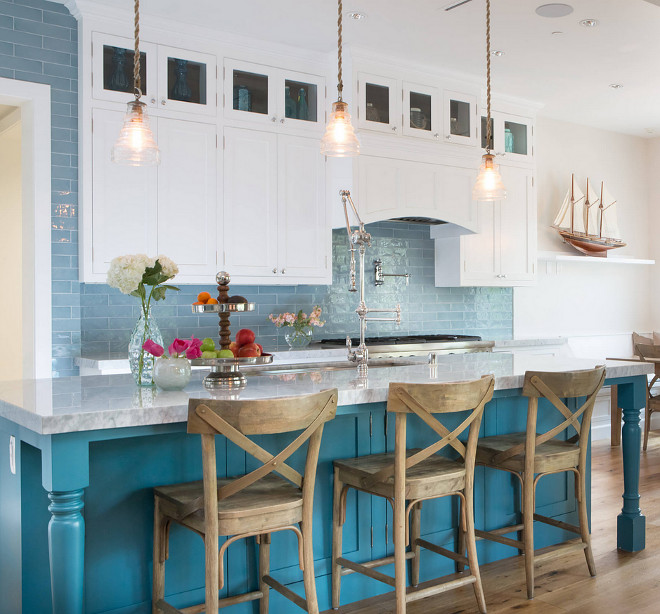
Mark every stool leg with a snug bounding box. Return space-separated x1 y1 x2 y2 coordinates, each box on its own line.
643 401 651 451
152 498 166 614
259 533 271 614
457 496 466 573
301 517 319 614
410 502 421 586
522 473 535 599
464 488 487 613
576 471 596 577
394 413 407 614
331 467 344 610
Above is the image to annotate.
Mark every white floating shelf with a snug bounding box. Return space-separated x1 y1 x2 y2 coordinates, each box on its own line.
538 251 655 265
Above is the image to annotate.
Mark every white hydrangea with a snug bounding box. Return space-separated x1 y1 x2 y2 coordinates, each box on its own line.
106 254 155 295
157 255 179 279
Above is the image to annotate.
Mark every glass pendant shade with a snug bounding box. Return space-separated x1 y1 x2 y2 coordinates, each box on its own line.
111 100 160 166
321 101 360 157
472 153 506 201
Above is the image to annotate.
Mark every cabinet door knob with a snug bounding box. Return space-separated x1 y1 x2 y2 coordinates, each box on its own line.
271 116 277 122
445 135 452 140
391 126 397 132
280 118 285 124
150 97 156 104
161 99 167 106
272 267 278 274
433 133 439 139
281 268 286 275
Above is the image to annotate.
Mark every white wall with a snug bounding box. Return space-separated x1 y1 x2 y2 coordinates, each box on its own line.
0 110 22 381
514 117 655 348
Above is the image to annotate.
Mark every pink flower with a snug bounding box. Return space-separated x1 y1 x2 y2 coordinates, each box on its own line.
168 338 191 357
143 339 164 357
185 336 202 359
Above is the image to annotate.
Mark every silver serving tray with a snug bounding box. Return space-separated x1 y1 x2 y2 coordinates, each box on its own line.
192 303 256 314
190 354 273 367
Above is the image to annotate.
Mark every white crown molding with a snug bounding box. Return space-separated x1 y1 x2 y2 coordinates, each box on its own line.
62 0 81 20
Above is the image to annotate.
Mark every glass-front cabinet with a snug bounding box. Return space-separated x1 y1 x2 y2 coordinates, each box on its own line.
157 46 216 115
402 82 439 140
443 90 478 146
92 33 217 116
481 112 533 162
224 59 324 131
356 73 399 134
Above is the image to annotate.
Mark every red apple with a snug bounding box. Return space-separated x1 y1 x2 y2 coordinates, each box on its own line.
238 343 261 358
236 328 256 346
256 343 263 354
228 342 239 357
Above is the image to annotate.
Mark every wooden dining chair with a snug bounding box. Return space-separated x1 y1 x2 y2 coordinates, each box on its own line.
475 366 605 599
634 344 660 451
152 389 338 614
332 376 495 614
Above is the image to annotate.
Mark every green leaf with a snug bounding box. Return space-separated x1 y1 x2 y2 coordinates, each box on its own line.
161 285 180 292
152 286 167 301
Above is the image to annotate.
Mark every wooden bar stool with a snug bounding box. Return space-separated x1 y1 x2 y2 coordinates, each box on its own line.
475 366 605 599
332 376 495 614
634 344 660 450
152 389 338 614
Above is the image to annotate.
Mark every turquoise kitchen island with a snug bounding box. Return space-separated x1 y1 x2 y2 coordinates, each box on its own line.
0 352 650 614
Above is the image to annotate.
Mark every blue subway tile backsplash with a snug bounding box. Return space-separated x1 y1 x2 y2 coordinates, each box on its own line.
0 1 512 376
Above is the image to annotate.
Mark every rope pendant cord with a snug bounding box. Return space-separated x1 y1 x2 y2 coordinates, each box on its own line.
337 0 343 100
485 0 492 153
133 0 141 100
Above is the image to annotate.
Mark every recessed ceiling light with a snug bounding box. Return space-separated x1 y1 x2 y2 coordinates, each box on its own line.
579 18 599 27
491 50 505 57
536 4 574 18
346 11 366 20
609 83 624 89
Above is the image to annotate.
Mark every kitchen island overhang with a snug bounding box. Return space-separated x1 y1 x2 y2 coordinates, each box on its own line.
0 353 651 614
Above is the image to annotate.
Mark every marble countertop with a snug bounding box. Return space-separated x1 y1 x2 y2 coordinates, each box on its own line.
0 353 651 436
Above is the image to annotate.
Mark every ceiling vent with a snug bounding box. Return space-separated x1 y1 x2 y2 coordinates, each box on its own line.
388 216 448 226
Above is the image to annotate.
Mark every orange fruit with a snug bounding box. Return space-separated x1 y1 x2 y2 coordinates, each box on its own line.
206 297 219 304
192 301 204 305
197 291 211 303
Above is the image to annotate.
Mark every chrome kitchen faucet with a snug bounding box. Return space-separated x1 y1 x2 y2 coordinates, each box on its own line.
340 189 402 376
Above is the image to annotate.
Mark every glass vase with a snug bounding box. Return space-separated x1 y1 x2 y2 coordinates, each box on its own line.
284 326 313 349
129 308 163 387
153 356 191 391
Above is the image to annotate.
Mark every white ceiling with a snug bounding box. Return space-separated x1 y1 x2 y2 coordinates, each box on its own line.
70 0 660 137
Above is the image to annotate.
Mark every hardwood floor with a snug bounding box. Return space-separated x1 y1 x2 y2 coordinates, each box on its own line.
324 434 660 613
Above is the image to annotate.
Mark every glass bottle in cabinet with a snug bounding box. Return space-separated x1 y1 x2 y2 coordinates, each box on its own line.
504 119 528 156
284 79 317 122
158 46 216 115
232 69 268 114
444 91 478 146
103 46 147 94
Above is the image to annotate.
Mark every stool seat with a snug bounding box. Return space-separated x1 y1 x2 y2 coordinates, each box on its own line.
335 450 466 500
155 473 303 536
476 433 580 473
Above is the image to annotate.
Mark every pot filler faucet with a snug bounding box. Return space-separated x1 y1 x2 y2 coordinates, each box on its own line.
340 189 402 376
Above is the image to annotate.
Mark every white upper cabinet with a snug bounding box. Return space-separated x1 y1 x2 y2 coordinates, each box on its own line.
92 32 216 117
87 109 217 281
433 166 536 287
402 82 440 140
444 90 479 147
223 127 331 285
90 108 158 275
223 59 325 132
356 72 400 134
481 111 534 163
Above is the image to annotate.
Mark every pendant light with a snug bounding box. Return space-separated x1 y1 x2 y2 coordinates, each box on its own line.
320 0 360 157
111 0 160 166
472 0 505 201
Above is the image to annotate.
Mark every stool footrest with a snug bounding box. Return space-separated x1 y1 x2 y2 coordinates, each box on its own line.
406 574 476 603
534 513 581 534
533 541 586 564
336 556 396 587
263 574 307 610
338 552 415 577
416 538 468 566
475 528 523 550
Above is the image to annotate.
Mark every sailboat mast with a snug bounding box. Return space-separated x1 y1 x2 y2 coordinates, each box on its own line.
599 181 604 238
570 173 575 234
585 178 590 236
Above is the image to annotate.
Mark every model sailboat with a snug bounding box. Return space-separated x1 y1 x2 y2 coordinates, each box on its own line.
552 174 625 257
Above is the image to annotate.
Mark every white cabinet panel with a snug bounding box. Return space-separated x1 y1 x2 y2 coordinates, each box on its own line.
278 135 327 279
223 127 279 277
437 165 477 232
157 119 217 277
91 108 158 275
357 157 400 222
499 166 535 281
462 201 498 284
401 163 436 215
